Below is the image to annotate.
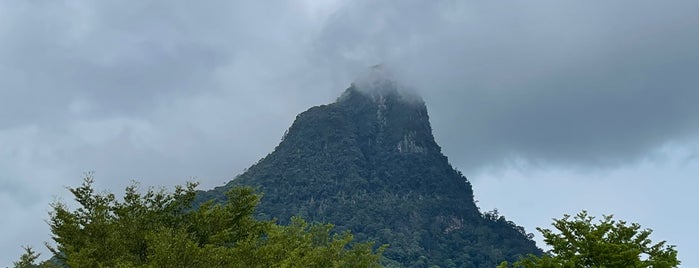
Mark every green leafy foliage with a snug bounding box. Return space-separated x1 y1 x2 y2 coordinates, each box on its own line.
14 174 383 268
498 211 680 268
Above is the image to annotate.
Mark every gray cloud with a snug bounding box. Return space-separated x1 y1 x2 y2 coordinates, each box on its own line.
313 0 699 170
0 1 337 263
0 0 323 128
1 0 699 265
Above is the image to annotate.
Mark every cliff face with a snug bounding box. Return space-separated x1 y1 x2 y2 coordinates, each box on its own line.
201 79 540 267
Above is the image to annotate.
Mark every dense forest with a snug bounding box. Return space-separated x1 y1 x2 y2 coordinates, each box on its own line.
198 85 541 267
12 175 383 267
13 177 679 267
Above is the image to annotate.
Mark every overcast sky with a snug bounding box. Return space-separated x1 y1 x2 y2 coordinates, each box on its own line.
2 0 698 266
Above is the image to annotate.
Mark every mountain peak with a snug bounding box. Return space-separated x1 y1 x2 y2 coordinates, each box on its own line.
200 76 541 267
344 64 422 104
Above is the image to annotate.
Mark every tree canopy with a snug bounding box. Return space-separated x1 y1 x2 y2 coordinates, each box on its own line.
13 174 383 268
499 211 680 268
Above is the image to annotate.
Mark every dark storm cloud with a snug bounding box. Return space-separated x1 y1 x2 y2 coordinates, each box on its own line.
314 0 699 170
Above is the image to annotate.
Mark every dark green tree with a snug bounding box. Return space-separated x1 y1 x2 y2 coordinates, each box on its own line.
14 174 383 267
499 211 680 268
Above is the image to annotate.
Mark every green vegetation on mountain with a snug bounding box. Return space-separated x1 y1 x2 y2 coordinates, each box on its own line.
498 211 680 268
198 84 541 267
13 174 382 268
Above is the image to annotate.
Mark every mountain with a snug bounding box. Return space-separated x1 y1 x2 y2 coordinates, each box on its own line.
198 69 541 267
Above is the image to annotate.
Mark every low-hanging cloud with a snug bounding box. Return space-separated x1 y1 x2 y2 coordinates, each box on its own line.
312 0 699 171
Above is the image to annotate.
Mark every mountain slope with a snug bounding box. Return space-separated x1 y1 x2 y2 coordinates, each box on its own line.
199 78 541 267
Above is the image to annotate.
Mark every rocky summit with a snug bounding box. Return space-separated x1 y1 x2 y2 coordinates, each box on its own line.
199 73 541 267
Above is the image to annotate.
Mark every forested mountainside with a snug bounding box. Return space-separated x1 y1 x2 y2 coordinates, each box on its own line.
198 79 541 267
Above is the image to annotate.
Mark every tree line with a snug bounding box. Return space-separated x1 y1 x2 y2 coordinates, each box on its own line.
12 174 679 267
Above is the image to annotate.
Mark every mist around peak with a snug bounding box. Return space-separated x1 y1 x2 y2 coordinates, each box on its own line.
348 64 422 103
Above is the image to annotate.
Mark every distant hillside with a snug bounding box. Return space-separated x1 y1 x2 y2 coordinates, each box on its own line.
198 75 541 267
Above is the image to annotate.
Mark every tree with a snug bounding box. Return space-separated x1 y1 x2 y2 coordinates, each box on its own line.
12 247 40 268
14 174 383 267
499 211 680 268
